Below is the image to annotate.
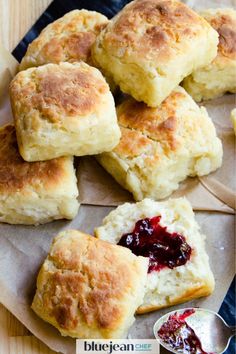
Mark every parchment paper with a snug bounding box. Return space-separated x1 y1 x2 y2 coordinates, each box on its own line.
0 0 235 353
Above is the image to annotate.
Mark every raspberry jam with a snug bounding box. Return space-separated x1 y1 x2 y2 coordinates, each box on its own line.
117 216 192 273
157 309 214 354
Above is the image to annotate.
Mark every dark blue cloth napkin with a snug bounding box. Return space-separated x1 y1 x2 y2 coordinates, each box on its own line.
218 277 236 353
12 1 236 352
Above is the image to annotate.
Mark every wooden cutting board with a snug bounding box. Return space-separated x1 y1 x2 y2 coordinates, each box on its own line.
0 3 57 353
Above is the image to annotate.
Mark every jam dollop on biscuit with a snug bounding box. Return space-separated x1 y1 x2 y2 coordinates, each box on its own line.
118 216 192 273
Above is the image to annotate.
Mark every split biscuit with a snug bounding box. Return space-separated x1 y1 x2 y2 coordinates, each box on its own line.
95 198 215 313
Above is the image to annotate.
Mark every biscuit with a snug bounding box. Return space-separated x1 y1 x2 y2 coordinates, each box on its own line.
32 230 148 338
0 124 79 225
95 198 215 313
19 10 109 71
96 86 223 201
10 62 121 162
183 8 236 102
92 0 219 107
231 108 236 135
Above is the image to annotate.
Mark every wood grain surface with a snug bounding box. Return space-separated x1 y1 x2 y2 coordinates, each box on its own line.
0 2 56 353
0 0 51 51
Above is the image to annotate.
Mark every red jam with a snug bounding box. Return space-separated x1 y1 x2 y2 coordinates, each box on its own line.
117 216 192 273
157 309 214 354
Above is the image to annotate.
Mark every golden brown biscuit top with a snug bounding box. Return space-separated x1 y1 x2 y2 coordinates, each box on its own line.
37 231 146 332
100 0 211 61
114 87 215 163
117 90 185 152
114 127 156 158
19 10 109 69
204 10 236 59
10 63 109 125
41 32 97 64
0 124 67 192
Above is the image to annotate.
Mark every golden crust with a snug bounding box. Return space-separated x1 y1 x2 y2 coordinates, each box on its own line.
114 88 206 157
201 9 236 60
10 62 120 162
114 127 156 158
97 86 223 200
10 62 108 123
116 91 184 152
101 0 210 62
92 0 218 106
19 10 109 70
0 124 69 193
32 230 148 338
0 124 79 224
